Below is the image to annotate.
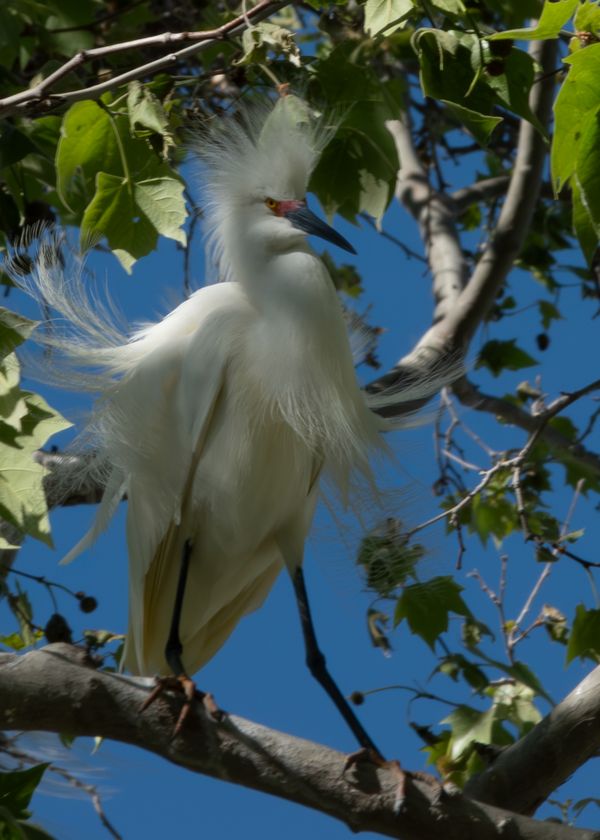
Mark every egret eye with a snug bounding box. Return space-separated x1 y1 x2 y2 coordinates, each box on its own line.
265 197 279 212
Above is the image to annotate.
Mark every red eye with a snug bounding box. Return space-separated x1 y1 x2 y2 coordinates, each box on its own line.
265 197 279 212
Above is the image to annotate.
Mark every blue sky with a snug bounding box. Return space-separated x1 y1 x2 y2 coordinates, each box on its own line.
4 179 600 838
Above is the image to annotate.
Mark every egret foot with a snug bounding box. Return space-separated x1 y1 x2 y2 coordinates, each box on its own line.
141 674 223 737
342 748 443 813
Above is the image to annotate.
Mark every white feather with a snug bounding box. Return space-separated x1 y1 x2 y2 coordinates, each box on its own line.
10 97 449 677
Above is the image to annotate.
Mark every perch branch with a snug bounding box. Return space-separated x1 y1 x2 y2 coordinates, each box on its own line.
0 644 598 840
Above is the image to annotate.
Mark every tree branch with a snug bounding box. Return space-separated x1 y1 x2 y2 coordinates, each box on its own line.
451 176 510 215
0 644 598 840
453 377 600 480
444 39 556 349
0 0 289 117
465 664 600 816
368 38 558 412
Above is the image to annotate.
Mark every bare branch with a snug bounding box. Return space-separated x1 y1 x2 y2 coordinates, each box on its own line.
453 377 600 481
0 1 289 117
451 176 510 215
0 644 598 840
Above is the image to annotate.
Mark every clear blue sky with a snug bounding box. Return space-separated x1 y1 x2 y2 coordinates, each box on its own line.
4 179 600 838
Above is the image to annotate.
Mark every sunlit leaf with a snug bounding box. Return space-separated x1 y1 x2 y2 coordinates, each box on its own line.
490 0 579 40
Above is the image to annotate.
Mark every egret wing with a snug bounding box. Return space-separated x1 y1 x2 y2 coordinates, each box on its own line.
121 283 250 674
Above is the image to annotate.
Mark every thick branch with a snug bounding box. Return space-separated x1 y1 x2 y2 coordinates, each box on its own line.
368 39 557 403
444 39 556 349
0 644 598 840
466 665 600 815
0 1 288 117
386 111 469 329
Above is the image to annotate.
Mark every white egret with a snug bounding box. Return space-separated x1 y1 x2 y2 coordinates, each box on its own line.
17 96 444 749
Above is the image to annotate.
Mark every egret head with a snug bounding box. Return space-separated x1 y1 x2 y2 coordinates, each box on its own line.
197 96 354 282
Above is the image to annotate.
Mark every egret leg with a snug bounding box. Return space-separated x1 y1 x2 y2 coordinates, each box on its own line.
291 566 383 758
142 539 220 733
165 538 193 678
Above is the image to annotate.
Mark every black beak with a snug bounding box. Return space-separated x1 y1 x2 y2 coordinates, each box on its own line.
285 206 356 255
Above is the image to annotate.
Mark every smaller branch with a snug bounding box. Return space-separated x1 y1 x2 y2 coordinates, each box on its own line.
359 213 428 263
513 565 552 638
3 738 122 840
468 568 512 661
453 377 600 481
451 176 510 215
0 1 288 116
405 376 600 541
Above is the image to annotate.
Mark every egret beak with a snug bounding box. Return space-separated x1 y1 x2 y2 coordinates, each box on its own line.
284 204 356 255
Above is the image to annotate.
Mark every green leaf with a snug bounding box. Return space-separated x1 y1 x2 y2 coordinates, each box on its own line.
538 300 562 330
0 632 29 651
415 29 543 134
0 125 37 171
506 662 550 703
80 173 157 273
469 493 518 545
134 177 187 247
552 43 600 192
442 705 499 760
483 48 546 137
542 604 569 645
127 81 169 136
0 310 38 362
394 576 471 648
442 100 502 146
0 764 49 820
56 101 122 211
572 178 599 264
310 100 398 222
238 22 301 66
430 0 465 13
415 30 484 107
489 0 580 40
575 108 600 234
363 0 413 36
9 581 35 647
575 0 600 36
566 604 600 663
476 339 537 376
0 356 71 545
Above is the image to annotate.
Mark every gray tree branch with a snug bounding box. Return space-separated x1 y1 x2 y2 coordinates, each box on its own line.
1 644 598 840
453 377 600 480
0 0 289 117
451 176 511 214
369 38 556 393
465 664 600 816
364 39 599 481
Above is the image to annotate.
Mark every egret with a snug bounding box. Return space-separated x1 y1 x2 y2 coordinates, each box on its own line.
18 96 442 750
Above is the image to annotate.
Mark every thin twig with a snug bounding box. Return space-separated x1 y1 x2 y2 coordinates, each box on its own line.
2 740 122 840
359 213 428 263
0 1 289 117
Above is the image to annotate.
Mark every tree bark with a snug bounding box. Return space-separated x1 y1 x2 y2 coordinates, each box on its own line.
1 644 599 840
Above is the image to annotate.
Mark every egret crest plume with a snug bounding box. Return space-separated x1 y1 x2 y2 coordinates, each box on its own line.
196 97 334 282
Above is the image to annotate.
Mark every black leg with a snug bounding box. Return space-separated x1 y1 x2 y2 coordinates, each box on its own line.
165 538 193 677
292 565 383 758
